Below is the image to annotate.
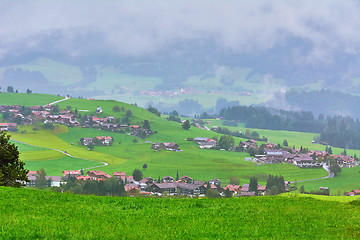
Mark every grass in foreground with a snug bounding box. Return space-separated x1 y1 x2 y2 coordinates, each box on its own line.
1 187 360 239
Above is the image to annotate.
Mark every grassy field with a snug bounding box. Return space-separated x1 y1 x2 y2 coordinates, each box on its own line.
1 187 360 239
299 167 360 195
0 92 63 106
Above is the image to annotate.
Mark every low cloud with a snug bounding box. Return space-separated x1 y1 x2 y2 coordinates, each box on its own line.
0 0 359 63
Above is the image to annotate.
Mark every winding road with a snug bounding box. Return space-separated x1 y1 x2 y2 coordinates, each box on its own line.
292 163 334 183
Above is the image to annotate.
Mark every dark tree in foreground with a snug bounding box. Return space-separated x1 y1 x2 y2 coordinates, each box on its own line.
0 132 28 187
329 162 342 177
132 169 143 181
35 168 49 188
283 139 288 147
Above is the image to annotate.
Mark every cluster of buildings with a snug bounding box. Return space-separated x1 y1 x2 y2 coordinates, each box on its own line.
238 139 358 168
28 169 287 197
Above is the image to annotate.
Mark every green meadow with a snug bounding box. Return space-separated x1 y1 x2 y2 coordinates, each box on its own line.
1 187 360 239
0 92 62 106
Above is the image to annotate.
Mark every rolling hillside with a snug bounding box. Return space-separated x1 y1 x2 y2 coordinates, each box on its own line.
3 93 360 192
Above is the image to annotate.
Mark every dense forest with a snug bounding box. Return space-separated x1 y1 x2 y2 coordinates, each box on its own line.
218 106 360 150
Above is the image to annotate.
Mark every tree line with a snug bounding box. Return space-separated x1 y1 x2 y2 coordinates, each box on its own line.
218 106 360 150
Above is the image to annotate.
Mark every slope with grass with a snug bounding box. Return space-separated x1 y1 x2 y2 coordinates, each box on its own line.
0 92 63 106
1 187 360 239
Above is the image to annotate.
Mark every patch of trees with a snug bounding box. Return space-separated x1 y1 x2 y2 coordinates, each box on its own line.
266 175 286 195
63 177 125 196
147 105 161 117
214 127 267 142
182 120 191 130
220 105 360 150
167 110 181 123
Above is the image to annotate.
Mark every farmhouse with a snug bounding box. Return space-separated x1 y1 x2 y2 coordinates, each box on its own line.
62 170 82 180
0 123 17 132
26 175 62 187
178 176 194 184
150 183 177 194
177 183 206 195
162 176 174 183
87 170 111 179
95 136 113 146
293 155 321 168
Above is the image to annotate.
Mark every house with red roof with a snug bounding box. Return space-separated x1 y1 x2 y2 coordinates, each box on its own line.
87 170 111 179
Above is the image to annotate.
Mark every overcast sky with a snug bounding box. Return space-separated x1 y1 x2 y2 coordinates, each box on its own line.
1 0 360 64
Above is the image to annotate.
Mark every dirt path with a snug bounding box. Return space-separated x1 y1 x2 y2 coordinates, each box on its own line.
46 96 70 106
11 139 108 170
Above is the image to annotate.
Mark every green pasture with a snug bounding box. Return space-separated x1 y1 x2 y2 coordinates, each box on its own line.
0 93 62 106
24 156 101 176
1 187 360 239
299 166 360 195
56 126 326 183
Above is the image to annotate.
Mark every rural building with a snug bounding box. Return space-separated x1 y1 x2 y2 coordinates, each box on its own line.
62 170 82 180
0 123 18 132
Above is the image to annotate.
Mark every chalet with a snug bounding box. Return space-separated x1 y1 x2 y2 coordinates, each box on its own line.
223 185 241 195
139 177 155 185
264 149 285 163
334 155 356 167
87 170 111 179
130 125 141 135
96 106 103 113
27 171 38 176
26 175 62 187
194 137 210 143
177 183 206 195
95 136 113 146
0 105 9 112
63 170 82 180
125 176 135 184
150 183 177 194
113 172 126 180
211 126 219 131
101 123 118 131
293 155 321 168
163 142 179 151
45 115 78 125
257 185 266 194
208 178 221 188
152 142 179 151
178 176 194 184
162 176 174 183
0 123 18 132
237 191 256 197
198 139 217 149
30 106 44 112
43 105 53 111
80 138 93 146
76 176 92 181
124 184 139 195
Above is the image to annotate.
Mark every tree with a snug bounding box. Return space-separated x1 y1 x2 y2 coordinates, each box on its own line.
0 131 28 187
218 135 235 150
26 89 32 94
7 86 14 93
87 142 95 151
206 189 221 198
51 105 60 114
35 168 48 188
142 163 148 171
230 176 240 185
147 105 161 117
132 169 143 181
224 188 233 198
126 110 133 118
299 185 305 193
176 170 179 181
249 177 258 194
283 139 288 147
182 120 191 130
143 120 151 130
112 106 121 112
329 162 342 177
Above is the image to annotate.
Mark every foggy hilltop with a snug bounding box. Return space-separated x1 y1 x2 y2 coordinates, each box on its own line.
1 1 360 117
